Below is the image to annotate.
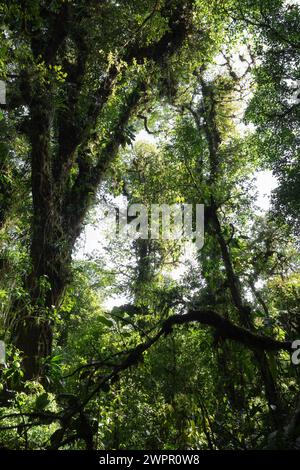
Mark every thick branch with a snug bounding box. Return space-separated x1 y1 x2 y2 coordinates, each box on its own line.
164 310 292 352
83 308 292 406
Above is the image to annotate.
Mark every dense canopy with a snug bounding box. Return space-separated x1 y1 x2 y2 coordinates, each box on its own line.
0 0 300 451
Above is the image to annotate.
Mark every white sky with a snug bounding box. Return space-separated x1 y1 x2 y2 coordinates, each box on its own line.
255 171 278 211
285 0 300 5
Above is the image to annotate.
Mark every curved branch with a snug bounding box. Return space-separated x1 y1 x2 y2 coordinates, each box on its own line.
83 308 292 405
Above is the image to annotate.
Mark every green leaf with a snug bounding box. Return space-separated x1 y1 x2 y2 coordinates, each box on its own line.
35 393 50 410
98 316 114 327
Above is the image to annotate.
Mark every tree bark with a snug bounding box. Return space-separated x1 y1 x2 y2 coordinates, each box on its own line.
9 0 194 380
191 77 285 427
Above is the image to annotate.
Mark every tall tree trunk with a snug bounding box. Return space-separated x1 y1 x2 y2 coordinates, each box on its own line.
8 0 194 380
210 198 284 427
7 0 194 378
12 89 71 379
192 77 285 427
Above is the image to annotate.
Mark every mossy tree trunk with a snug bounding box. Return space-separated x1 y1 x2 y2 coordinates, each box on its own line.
8 0 194 380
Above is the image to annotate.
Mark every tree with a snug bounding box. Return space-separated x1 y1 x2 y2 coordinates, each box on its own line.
1 0 199 379
244 1 300 231
0 0 300 452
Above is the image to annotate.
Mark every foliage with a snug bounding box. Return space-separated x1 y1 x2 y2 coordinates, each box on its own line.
0 0 299 451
